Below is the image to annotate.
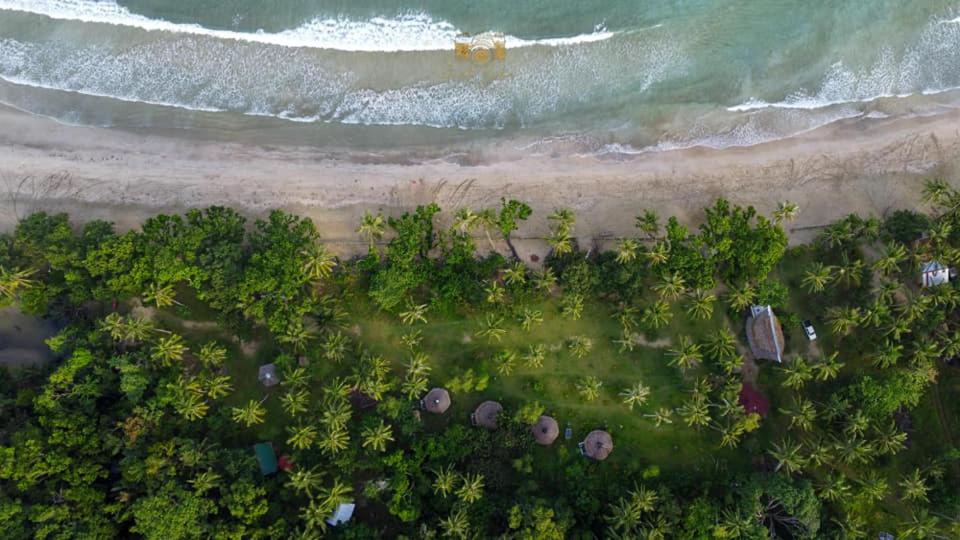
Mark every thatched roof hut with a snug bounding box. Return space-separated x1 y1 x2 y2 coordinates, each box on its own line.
471 400 503 430
258 363 279 387
745 305 784 363
531 415 559 445
421 388 451 414
579 430 614 461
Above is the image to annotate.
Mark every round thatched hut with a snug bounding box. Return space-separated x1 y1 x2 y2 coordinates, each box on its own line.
421 388 451 414
471 400 503 430
531 415 559 445
580 430 614 461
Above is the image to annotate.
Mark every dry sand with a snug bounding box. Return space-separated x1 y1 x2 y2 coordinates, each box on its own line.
0 105 958 260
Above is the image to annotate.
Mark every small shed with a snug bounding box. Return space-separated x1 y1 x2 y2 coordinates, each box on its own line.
471 400 503 430
532 415 559 445
421 387 451 414
920 260 950 288
327 502 356 526
579 430 614 461
253 442 278 476
745 305 784 363
258 363 279 387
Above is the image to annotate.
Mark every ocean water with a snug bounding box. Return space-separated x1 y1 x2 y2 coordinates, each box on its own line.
1 0 960 154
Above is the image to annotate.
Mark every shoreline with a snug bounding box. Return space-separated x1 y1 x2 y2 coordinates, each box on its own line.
0 105 958 259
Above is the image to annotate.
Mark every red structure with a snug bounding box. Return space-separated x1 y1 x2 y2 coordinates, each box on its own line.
738 383 770 417
278 455 294 472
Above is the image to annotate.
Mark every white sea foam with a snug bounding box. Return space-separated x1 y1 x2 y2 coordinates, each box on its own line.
0 0 616 51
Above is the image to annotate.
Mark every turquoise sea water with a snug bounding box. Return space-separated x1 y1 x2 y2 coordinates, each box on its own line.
1 1 959 152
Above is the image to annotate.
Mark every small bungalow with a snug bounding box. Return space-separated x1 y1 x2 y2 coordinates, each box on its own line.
579 430 614 461
471 400 503 430
920 260 950 288
258 363 279 387
253 442 278 476
532 415 559 445
745 305 784 363
327 502 356 527
421 387 451 414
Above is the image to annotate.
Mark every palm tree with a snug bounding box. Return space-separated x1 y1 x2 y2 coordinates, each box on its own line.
432 466 458 498
439 507 471 540
718 425 743 449
533 267 557 293
143 282 180 308
317 478 353 514
685 289 716 320
781 356 814 390
667 336 702 373
287 465 324 498
899 469 929 503
858 471 888 503
188 469 221 494
678 398 710 428
654 273 686 301
401 373 429 400
801 262 832 294
357 211 386 247
317 424 350 456
606 496 643 535
874 422 907 456
523 344 546 368
620 382 651 410
844 409 871 437
615 239 640 264
283 367 310 388
475 314 506 342
577 376 603 401
922 178 952 207
812 352 843 380
561 293 584 320
0 267 35 301
636 209 660 239
827 306 861 336
569 336 593 359
301 498 332 534
900 509 941 540
197 341 227 368
835 436 874 465
99 313 126 341
399 301 429 325
503 261 527 286
400 330 423 350
519 308 543 332
123 317 155 344
769 438 807 474
281 389 310 417
495 350 517 376
302 244 337 283
773 201 800 223
641 300 672 329
150 333 188 367
705 328 737 362
548 230 573 257
231 399 266 427
646 241 670 267
456 473 485 504
175 393 209 422
286 424 319 451
833 256 865 288
819 473 852 502
645 407 674 427
321 331 349 363
361 420 394 452
484 280 505 305
204 375 233 399
781 398 816 432
874 243 907 276
726 282 756 312
279 323 316 353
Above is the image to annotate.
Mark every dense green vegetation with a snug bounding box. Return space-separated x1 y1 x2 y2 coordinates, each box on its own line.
0 185 959 539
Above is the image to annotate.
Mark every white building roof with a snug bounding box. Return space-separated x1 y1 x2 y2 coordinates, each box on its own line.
327 502 355 526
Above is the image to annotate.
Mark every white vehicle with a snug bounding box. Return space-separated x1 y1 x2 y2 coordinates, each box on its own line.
802 320 817 341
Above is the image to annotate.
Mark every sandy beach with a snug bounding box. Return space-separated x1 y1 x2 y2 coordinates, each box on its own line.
0 105 958 259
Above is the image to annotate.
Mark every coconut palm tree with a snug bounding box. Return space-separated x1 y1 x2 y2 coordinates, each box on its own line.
287 465 324 498
844 409 871 437
484 280 505 305
357 211 386 247
282 367 310 389
678 398 710 428
828 306 861 336
769 439 807 474
899 469 929 503
773 201 800 223
922 178 952 207
821 221 855 250
812 352 843 380
718 425 743 449
781 356 814 390
801 263 832 294
281 389 310 417
874 422 908 456
300 498 332 534
804 437 831 468
874 243 907 276
576 376 603 401
301 244 337 283
533 267 557 294
143 282 180 308
858 471 888 503
197 341 227 368
620 382 651 410
280 323 316 353
123 317 155 344
606 496 643 536
613 331 638 354
561 293 584 320
654 273 686 301
150 333 188 367
286 424 319 451
317 424 350 456
819 473 852 502
319 330 349 363
668 336 702 373
456 473 485 504
399 301 429 325
175 393 209 422
636 210 660 239
0 267 35 301
834 436 874 466
726 282 756 312
705 328 737 362
646 407 674 427
641 300 672 329
99 313 126 341
569 336 593 359
781 398 817 432
831 512 868 540
401 373 429 400
519 308 543 332
646 241 670 267
361 420 394 452
475 314 506 342
317 478 353 514
685 289 716 320
615 239 640 264
503 261 527 286
833 256 865 288
523 344 546 368
548 231 573 257
900 509 942 540
204 375 233 399
440 507 471 540
495 350 517 376
231 399 266 427
188 469 221 494
432 466 459 498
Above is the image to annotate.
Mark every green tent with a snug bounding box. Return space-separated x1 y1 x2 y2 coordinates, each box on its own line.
253 442 278 476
